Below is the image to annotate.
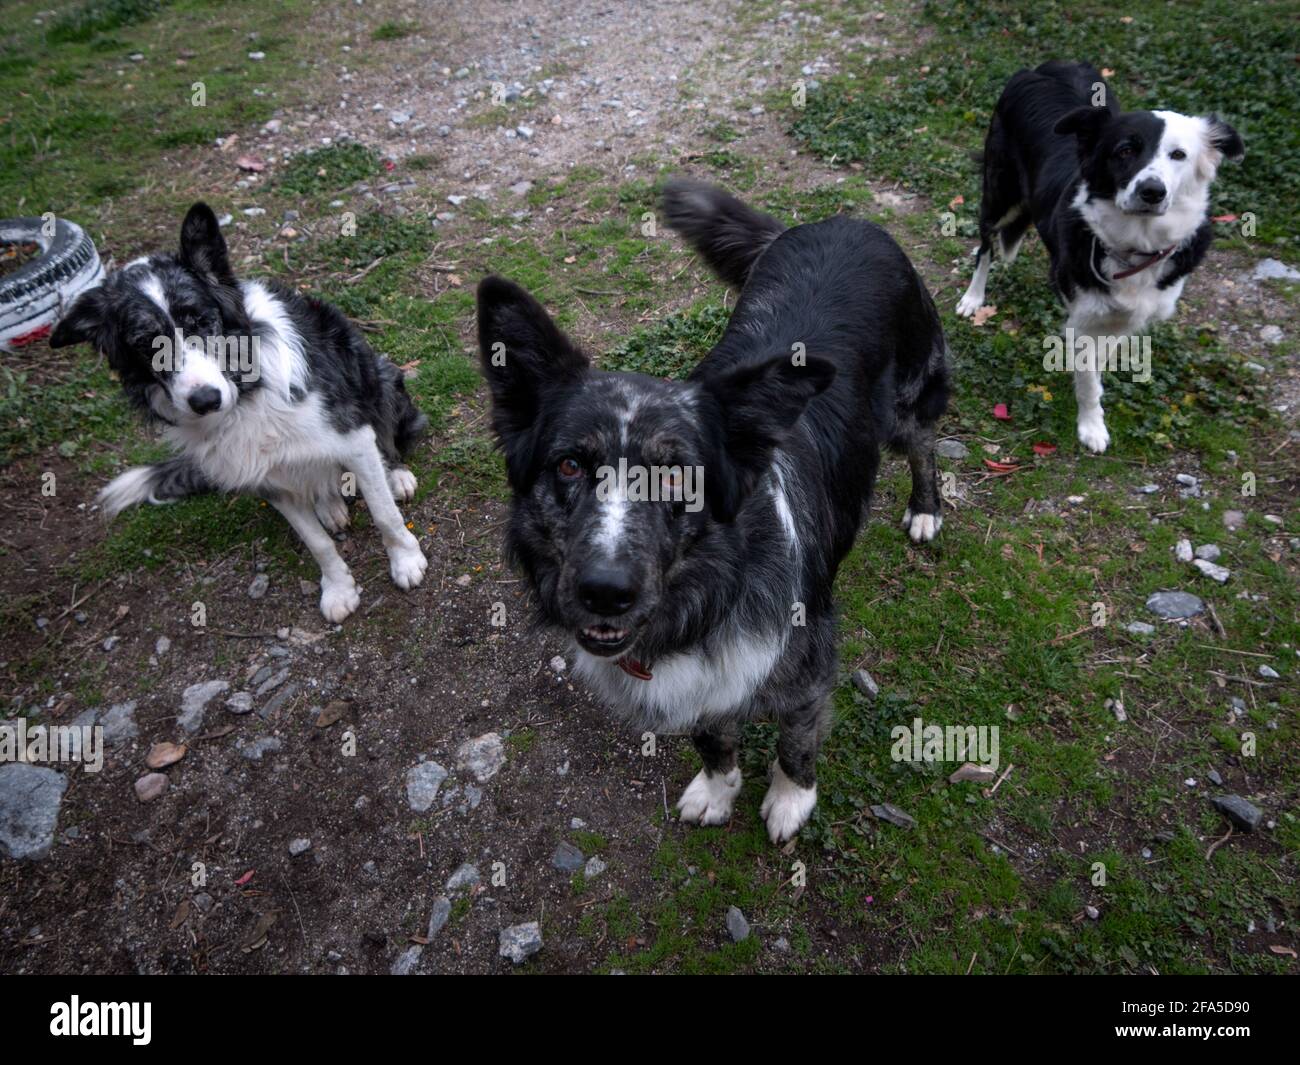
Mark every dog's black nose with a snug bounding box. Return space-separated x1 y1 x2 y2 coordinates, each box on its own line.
187 386 223 415
1136 179 1166 205
578 564 638 617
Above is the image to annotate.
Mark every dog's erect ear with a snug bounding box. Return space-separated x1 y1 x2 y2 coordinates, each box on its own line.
1054 105 1112 149
1204 115 1244 161
476 275 589 478
179 203 237 287
701 353 835 521
49 285 111 349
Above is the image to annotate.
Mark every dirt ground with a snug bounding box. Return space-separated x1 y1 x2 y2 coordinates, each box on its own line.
1 0 1295 975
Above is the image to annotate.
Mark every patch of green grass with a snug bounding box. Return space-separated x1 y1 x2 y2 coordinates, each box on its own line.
277 142 383 196
0 360 135 466
791 0 1300 252
602 301 730 378
47 0 166 44
371 20 415 41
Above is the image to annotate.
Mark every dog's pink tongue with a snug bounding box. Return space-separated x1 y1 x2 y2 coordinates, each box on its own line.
618 657 652 681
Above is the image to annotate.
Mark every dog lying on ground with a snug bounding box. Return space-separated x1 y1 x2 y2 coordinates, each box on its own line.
956 60 1243 452
49 203 429 622
475 178 949 843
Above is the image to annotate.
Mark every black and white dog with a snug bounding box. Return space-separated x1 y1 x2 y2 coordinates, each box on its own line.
476 179 949 842
956 60 1243 452
49 204 429 622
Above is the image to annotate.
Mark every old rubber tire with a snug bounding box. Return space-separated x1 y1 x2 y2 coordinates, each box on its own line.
0 217 104 351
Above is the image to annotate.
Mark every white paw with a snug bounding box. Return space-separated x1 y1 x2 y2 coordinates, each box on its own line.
315 495 350 533
760 761 817 844
388 540 427 590
955 290 984 318
1077 413 1111 454
388 467 418 502
676 767 741 827
901 508 942 543
320 574 361 622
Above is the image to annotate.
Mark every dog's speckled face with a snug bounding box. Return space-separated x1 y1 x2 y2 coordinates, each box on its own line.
50 203 256 423
475 276 832 663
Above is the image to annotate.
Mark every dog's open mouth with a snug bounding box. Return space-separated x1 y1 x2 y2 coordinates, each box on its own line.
577 623 634 656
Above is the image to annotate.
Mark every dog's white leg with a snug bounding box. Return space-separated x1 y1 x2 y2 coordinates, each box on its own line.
346 429 427 591
956 249 990 317
388 465 418 502
676 767 742 826
270 496 361 622
1069 319 1111 453
760 760 817 844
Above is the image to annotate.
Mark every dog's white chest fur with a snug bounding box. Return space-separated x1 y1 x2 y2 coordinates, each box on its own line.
573 628 787 733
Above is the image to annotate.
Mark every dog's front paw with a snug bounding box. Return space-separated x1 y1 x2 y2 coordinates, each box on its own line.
315 495 350 533
676 768 741 827
901 508 943 543
320 574 361 622
760 762 817 844
388 466 418 502
388 539 427 591
955 290 984 318
1077 413 1111 454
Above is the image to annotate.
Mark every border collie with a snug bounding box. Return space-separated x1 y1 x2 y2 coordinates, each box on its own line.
956 60 1243 452
476 179 949 843
49 204 429 622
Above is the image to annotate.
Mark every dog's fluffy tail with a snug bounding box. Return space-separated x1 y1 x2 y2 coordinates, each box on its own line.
98 456 211 518
661 177 786 289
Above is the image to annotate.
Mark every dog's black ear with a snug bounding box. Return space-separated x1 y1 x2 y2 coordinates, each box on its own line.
1204 115 1244 161
49 285 111 349
476 275 589 479
701 353 835 521
180 203 237 287
1054 105 1112 148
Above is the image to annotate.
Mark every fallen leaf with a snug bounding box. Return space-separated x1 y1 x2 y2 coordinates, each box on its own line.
563 255 576 264
1031 442 1057 456
1269 945 1297 958
235 869 256 887
1212 213 1238 223
984 459 1020 473
235 155 265 173
145 741 187 769
240 911 278 953
1101 67 1115 77
315 700 350 728
971 304 998 327
169 899 191 929
993 402 1011 421
948 194 965 208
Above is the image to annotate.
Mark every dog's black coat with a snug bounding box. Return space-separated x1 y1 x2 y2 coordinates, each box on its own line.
477 179 949 842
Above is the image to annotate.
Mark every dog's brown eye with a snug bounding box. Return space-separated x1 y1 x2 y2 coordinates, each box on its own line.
1170 148 1186 160
557 457 583 480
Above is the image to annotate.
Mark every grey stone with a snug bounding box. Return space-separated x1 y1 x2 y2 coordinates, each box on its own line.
1174 538 1193 562
1222 510 1245 531
256 668 290 696
1125 621 1156 636
288 837 311 856
1211 795 1263 832
428 896 452 938
238 737 282 762
259 683 300 721
100 701 138 745
1259 324 1284 344
225 691 254 715
390 110 411 125
851 668 879 702
456 732 505 782
726 905 750 942
1253 257 1300 281
584 855 607 879
155 636 171 656
102 636 120 652
871 803 917 829
935 438 968 459
1134 484 1160 494
390 945 422 974
1192 558 1230 583
1258 665 1280 680
445 862 480 893
0 763 68 860
193 892 214 913
247 573 269 599
1194 544 1221 562
499 921 543 964
406 762 448 812
552 841 585 873
1145 591 1204 619
179 680 229 735
1208 769 1223 786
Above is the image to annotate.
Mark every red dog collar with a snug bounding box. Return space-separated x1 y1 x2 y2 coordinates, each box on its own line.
1111 243 1176 280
